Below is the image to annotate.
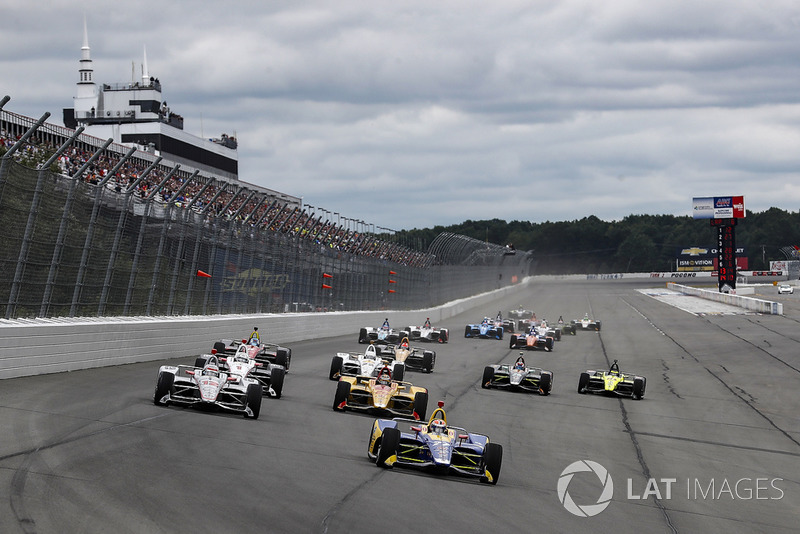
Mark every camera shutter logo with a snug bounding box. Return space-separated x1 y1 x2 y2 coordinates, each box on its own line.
557 460 614 517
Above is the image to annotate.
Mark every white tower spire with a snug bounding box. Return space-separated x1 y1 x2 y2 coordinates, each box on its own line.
74 16 97 118
142 45 149 85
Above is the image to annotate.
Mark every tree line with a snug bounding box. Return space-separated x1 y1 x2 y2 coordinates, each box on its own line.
397 209 800 274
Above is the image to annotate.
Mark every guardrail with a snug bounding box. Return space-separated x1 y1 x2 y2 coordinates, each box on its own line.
0 279 529 380
667 282 783 315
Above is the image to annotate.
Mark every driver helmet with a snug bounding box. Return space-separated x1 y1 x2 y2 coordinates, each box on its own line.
514 359 526 370
203 366 220 377
609 360 620 375
429 419 446 435
377 367 392 385
381 318 390 330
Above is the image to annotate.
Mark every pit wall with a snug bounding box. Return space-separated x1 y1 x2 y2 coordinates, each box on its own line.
0 279 527 380
667 282 783 315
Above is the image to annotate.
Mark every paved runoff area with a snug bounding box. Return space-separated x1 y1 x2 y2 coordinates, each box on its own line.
636 287 757 316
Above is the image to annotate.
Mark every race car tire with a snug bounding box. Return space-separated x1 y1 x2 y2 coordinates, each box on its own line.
538 373 552 395
329 356 344 381
194 355 211 369
439 329 449 343
275 348 290 371
546 338 554 352
464 326 471 338
481 366 494 389
245 383 262 419
358 328 368 344
422 351 434 373
270 366 285 399
568 325 576 335
333 381 350 411
578 372 590 393
555 330 562 341
497 329 504 340
213 341 227 353
153 372 174 406
509 335 517 349
376 427 401 468
632 377 646 400
392 363 405 382
413 391 429 420
596 321 602 331
481 442 503 485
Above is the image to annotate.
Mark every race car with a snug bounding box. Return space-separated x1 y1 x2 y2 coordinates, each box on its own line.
492 311 516 334
197 344 285 398
385 337 435 373
212 337 292 371
778 284 794 295
464 317 504 340
367 400 503 485
572 313 601 331
332 365 428 420
555 316 577 335
358 318 408 345
578 360 646 400
153 355 262 418
508 306 534 321
329 343 405 381
508 323 555 351
404 318 449 343
481 355 553 395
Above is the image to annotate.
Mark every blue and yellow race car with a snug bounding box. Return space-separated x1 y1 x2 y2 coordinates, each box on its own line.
367 401 503 484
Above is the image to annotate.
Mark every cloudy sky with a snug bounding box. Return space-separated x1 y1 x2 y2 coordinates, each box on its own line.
3 1 800 231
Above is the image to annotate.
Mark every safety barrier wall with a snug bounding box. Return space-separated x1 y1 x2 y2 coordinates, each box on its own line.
0 279 527 380
667 283 783 315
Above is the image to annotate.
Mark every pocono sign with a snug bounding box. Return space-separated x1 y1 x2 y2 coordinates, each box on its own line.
692 196 746 219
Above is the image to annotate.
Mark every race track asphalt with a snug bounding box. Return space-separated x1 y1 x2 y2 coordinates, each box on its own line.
0 277 798 534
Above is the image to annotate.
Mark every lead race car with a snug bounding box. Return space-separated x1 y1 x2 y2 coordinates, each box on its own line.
329 343 405 381
385 337 435 373
196 344 286 398
578 360 646 400
153 355 262 419
482 355 553 395
333 365 429 420
367 401 503 485
404 318 449 343
464 316 504 340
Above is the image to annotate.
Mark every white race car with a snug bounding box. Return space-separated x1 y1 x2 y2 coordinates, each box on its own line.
404 318 449 343
358 319 408 345
778 284 794 295
329 344 406 381
196 344 285 398
153 355 262 419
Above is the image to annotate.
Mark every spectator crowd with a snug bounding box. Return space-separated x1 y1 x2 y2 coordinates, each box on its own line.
1 124 428 267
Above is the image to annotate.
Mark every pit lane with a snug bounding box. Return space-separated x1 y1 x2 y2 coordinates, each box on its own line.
0 277 798 533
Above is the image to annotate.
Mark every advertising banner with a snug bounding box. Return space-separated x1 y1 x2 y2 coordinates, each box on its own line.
692 196 745 219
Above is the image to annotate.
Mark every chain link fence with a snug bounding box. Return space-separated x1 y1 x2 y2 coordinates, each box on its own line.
0 162 533 321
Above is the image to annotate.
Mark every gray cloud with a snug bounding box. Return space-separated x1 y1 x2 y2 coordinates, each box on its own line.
3 1 800 230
